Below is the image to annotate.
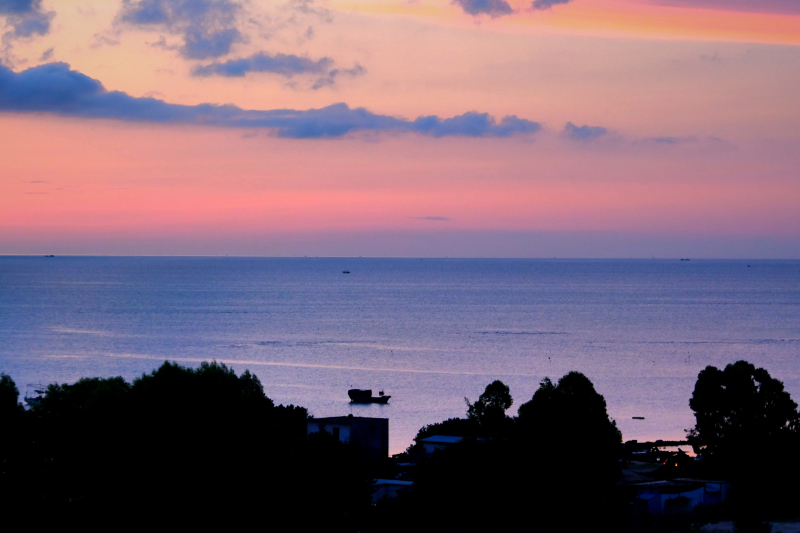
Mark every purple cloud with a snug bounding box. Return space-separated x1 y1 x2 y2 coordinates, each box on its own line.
562 122 607 141
0 0 53 43
119 0 242 59
0 62 542 139
531 0 573 10
193 52 334 77
453 0 514 17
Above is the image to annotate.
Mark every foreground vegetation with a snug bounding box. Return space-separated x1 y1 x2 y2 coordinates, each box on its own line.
0 362 371 529
383 361 800 532
1 359 798 531
389 372 625 532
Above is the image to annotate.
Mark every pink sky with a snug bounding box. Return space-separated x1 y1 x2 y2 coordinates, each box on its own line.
1 0 799 257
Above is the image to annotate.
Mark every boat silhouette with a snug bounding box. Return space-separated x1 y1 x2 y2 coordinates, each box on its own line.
24 384 47 407
348 389 390 404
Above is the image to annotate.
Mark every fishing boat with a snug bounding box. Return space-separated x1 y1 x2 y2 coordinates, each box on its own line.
24 384 47 407
348 389 390 404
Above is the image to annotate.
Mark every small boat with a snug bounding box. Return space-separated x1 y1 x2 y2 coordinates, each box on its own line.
24 384 47 407
632 416 645 420
342 271 350 274
348 389 390 404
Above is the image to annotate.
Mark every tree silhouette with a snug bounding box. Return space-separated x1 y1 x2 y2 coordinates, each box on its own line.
406 380 514 453
687 361 800 523
517 372 622 489
0 373 25 510
0 361 375 531
687 360 799 461
465 379 512 428
0 373 22 417
518 373 620 435
392 374 623 533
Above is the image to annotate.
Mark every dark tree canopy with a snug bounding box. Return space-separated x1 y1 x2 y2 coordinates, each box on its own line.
0 373 22 417
465 379 513 434
0 362 371 530
407 380 514 452
686 361 800 521
687 360 799 459
518 372 622 442
395 373 623 533
406 417 477 453
517 371 622 487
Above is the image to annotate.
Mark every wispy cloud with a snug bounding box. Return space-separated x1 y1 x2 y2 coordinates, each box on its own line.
412 216 451 221
646 136 685 144
452 0 575 17
636 136 732 149
454 0 796 17
699 51 726 64
118 0 243 59
115 0 359 88
0 62 541 139
192 51 364 89
562 122 608 141
310 64 365 90
453 0 514 18
530 0 573 11
192 51 333 78
0 0 54 61
647 0 800 16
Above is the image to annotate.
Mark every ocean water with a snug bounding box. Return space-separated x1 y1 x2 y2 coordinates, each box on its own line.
1 257 799 454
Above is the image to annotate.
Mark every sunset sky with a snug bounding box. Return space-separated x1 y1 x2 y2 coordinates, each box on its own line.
2 0 799 257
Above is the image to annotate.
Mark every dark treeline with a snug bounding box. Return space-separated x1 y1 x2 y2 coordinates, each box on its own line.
0 362 372 529
1 360 799 531
381 372 625 532
686 360 800 529
379 362 800 533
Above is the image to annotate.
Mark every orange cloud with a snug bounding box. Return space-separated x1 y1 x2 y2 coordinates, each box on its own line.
533 0 800 45
331 0 800 45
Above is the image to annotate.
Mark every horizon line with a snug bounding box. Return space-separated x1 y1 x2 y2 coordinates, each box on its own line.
1 254 797 260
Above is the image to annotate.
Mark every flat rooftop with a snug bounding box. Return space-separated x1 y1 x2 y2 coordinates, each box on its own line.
419 435 464 444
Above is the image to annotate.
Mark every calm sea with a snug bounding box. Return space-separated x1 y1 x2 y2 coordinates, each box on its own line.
1 257 798 453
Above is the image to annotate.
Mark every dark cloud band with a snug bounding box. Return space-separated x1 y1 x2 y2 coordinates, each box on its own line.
192 52 334 78
0 62 541 139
